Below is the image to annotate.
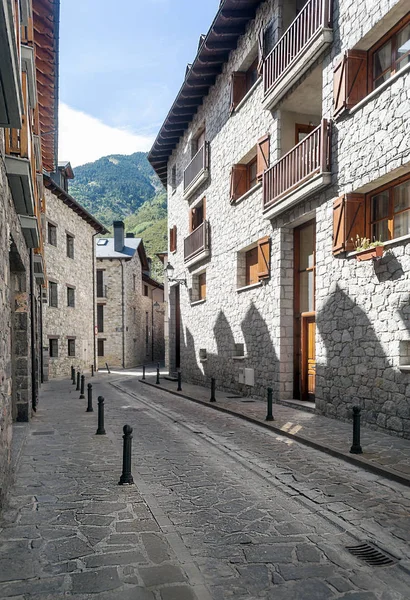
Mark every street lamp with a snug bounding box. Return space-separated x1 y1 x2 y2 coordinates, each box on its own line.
164 262 187 286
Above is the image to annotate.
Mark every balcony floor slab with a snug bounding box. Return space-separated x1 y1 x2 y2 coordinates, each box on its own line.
263 172 331 220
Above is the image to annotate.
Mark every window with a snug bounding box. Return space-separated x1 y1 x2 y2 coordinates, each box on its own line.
67 286 75 307
96 270 104 297
97 304 104 333
368 176 410 242
49 282 58 307
191 271 206 302
190 198 206 232
230 136 269 202
145 311 149 355
170 225 177 253
133 307 136 324
230 57 259 112
133 274 136 291
144 285 149 297
192 128 205 157
171 165 177 192
199 272 206 300
48 222 57 246
371 15 410 89
238 237 271 288
49 338 58 357
97 339 104 357
68 339 75 357
66 234 74 259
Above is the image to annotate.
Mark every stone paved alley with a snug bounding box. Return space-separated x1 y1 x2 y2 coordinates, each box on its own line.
1 373 410 599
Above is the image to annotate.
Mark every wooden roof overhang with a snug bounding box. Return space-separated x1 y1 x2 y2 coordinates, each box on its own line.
33 0 60 173
44 175 109 234
148 0 263 187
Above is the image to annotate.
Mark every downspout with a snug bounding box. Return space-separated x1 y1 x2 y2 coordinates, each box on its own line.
29 249 37 412
121 260 125 368
92 232 98 371
151 293 154 362
39 284 44 384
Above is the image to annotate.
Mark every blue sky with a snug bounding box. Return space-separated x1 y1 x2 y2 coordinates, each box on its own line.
58 0 218 166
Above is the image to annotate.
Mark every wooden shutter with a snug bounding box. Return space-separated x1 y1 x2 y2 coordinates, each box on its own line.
230 164 248 202
170 225 177 252
199 272 206 300
230 72 247 113
257 236 270 279
332 194 365 255
257 26 264 74
246 247 259 286
333 50 368 118
257 135 270 181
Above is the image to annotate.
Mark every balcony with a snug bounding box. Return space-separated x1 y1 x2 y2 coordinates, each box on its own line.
0 0 23 127
184 220 210 267
183 142 209 199
263 119 331 219
262 0 333 111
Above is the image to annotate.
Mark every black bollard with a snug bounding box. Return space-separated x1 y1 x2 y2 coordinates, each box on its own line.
71 365 74 382
96 396 106 435
142 365 146 380
210 378 216 402
71 366 76 385
76 371 80 391
177 371 182 391
79 375 85 399
86 383 93 412
350 406 363 454
156 363 160 385
105 362 111 374
118 425 135 485
266 387 274 421
91 364 94 377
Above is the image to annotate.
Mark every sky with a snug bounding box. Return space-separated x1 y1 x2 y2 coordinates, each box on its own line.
58 0 219 166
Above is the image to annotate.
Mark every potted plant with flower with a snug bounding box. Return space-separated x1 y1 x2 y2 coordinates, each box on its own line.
351 235 384 261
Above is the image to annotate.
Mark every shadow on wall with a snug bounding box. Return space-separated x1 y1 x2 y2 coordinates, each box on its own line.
180 302 279 399
316 284 410 437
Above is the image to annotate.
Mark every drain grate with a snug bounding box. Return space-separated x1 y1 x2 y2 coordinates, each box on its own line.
346 543 398 567
226 395 243 399
32 431 55 436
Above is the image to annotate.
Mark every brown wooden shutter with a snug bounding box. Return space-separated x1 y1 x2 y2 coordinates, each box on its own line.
170 225 177 252
332 194 365 255
230 72 247 113
257 27 264 74
257 135 270 181
230 164 248 202
173 225 177 251
333 50 368 118
257 236 270 279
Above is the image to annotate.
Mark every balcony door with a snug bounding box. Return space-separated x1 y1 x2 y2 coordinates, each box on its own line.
294 220 316 401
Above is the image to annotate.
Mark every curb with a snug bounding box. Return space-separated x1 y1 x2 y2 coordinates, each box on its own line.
140 379 410 488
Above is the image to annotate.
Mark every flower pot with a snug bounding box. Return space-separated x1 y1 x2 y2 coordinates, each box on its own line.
355 245 384 261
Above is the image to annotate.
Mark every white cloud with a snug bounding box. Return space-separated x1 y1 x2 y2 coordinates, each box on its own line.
58 102 155 167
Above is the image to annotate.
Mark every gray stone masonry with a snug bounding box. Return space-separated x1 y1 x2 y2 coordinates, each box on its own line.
165 0 410 438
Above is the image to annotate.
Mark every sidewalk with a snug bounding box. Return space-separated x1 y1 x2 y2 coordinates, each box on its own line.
140 375 410 487
0 376 210 600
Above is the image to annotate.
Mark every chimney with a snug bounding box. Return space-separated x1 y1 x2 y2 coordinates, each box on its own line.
113 221 124 252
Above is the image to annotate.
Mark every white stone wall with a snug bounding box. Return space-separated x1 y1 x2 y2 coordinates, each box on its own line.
166 0 410 437
43 187 96 379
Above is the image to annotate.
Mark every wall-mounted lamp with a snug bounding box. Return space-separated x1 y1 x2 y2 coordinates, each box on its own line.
164 262 187 286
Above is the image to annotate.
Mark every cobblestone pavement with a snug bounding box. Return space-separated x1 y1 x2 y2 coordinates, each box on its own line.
137 373 410 485
1 374 410 599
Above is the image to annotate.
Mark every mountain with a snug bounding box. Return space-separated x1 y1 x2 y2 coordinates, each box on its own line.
70 152 167 280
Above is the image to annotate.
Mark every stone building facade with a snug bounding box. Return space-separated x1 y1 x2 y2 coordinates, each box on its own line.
0 0 59 505
42 166 107 379
96 222 164 369
149 0 410 438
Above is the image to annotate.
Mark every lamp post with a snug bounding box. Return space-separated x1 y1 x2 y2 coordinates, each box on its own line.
165 263 187 287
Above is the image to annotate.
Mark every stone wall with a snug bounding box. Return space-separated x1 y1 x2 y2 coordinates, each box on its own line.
43 187 96 379
165 0 410 437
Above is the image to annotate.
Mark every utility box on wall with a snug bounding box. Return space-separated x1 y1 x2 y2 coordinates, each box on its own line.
238 367 254 386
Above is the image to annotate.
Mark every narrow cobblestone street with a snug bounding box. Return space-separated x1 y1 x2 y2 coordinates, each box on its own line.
1 373 410 599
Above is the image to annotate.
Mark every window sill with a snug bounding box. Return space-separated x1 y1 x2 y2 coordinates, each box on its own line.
231 77 262 114
349 62 410 116
237 281 263 293
231 182 262 206
399 365 410 372
233 355 247 361
199 358 208 363
191 299 206 306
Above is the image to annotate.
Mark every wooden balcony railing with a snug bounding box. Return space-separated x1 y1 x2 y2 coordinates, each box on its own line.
21 17 34 45
263 119 330 210
263 0 332 96
184 142 209 191
184 220 209 262
5 72 31 159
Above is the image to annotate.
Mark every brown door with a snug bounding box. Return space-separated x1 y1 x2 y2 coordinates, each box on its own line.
301 313 316 401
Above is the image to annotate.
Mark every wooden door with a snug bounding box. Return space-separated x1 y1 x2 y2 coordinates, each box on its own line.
301 313 316 400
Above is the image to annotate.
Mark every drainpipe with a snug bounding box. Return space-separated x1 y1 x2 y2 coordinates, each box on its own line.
92 232 98 371
29 249 37 412
151 292 154 362
121 260 125 368
39 284 44 384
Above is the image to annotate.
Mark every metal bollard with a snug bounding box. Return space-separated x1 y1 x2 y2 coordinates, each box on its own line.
71 367 76 385
96 396 106 435
86 383 93 412
210 378 216 402
156 363 160 385
142 365 146 380
118 425 135 485
266 387 274 421
79 375 85 399
71 365 74 382
350 406 363 454
76 371 80 391
177 371 182 391
91 364 94 377
105 362 111 374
